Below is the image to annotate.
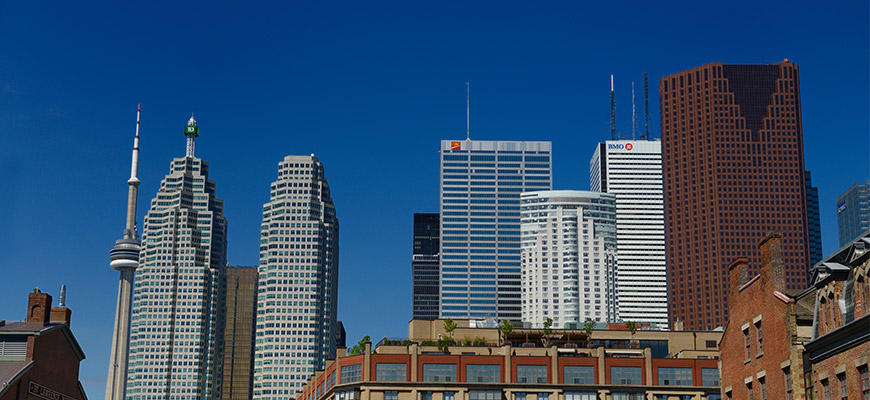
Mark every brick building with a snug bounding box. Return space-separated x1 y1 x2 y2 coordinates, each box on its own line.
719 232 815 399
297 319 724 400
721 230 870 399
0 290 87 400
804 231 870 399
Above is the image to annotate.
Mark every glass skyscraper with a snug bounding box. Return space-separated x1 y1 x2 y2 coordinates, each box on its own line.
805 170 822 266
126 117 228 400
222 266 258 400
412 213 440 320
439 139 552 321
254 155 339 399
837 180 870 247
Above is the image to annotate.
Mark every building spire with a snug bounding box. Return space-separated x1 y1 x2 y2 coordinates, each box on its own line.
106 105 144 400
185 113 199 158
466 81 470 141
125 104 141 239
632 81 636 140
610 74 616 140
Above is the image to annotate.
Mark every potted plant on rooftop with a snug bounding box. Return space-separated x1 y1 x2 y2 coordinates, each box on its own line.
582 318 596 348
625 320 639 349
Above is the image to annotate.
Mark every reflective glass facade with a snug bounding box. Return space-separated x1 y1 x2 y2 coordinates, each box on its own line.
439 140 552 321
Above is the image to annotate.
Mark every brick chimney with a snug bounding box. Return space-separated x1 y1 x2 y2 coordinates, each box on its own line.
27 289 52 325
50 307 72 326
728 257 750 298
759 231 785 292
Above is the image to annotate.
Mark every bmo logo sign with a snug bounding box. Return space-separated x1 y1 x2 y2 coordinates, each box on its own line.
608 142 633 151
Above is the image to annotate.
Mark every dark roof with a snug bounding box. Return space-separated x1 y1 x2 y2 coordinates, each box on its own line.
0 361 34 397
0 321 85 361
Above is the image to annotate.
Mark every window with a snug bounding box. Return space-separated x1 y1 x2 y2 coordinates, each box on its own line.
760 376 767 399
444 392 455 400
658 367 693 386
517 365 547 383
702 368 720 386
336 391 355 400
784 367 793 400
422 364 456 382
385 391 398 400
837 373 847 400
744 328 751 360
469 391 501 400
376 363 406 382
747 382 753 399
421 392 432 400
709 396 722 400
564 366 595 384
611 366 642 385
467 364 501 382
516 394 526 400
611 394 644 400
537 394 548 400
859 365 869 399
823 378 831 400
706 340 718 349
564 393 597 400
341 364 361 383
756 321 763 355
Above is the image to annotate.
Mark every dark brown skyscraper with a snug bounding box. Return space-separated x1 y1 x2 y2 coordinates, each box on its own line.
659 60 811 330
221 266 258 399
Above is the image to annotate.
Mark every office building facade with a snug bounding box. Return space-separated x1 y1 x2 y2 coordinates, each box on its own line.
412 213 441 320
254 155 339 399
836 180 870 247
297 319 724 400
126 116 228 399
439 140 552 321
222 266 258 400
659 61 811 330
520 191 617 327
590 140 668 327
806 170 823 266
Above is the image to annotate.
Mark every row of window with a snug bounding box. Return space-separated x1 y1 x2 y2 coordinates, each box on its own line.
338 363 718 386
334 390 716 400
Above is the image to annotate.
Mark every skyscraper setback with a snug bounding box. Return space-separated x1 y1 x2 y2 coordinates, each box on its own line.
412 213 440 320
126 116 228 399
659 61 811 330
439 140 552 321
254 155 339 399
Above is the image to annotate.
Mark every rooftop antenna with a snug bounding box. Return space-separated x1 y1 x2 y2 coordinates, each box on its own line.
59 284 67 307
610 74 616 140
632 81 636 140
466 81 470 141
643 72 650 140
184 113 199 158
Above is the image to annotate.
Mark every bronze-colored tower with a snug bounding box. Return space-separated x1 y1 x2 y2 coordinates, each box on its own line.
659 60 810 330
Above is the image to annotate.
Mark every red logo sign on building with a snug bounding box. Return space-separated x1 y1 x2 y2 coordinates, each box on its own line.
451 141 461 150
625 143 633 151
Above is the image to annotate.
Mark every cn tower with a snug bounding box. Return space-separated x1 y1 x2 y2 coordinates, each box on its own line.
105 105 142 400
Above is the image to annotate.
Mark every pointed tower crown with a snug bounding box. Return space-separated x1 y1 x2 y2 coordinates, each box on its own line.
185 114 199 138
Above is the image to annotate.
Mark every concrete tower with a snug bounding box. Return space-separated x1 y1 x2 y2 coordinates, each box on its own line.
253 155 339 399
520 190 618 327
105 105 142 400
125 116 228 400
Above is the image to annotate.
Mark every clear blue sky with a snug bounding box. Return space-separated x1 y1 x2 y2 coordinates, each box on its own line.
0 0 867 396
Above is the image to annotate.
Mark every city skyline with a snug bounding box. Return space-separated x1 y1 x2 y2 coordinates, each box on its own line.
0 1 867 397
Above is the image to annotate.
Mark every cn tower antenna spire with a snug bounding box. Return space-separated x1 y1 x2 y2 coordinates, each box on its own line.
106 104 143 400
466 81 470 141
